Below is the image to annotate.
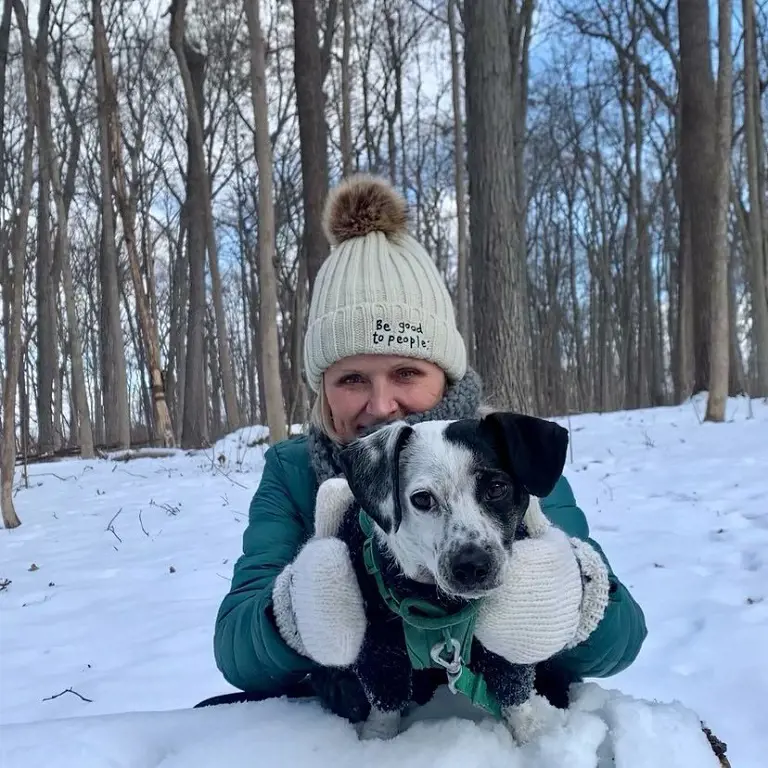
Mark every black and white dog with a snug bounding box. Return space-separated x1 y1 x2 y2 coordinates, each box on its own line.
312 411 574 742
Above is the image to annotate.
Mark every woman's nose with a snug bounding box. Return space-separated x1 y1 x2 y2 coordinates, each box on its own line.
366 382 400 420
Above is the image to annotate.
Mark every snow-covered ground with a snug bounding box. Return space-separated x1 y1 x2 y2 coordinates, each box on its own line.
1 395 766 767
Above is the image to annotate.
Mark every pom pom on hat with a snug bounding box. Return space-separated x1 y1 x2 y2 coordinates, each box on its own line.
322 173 409 246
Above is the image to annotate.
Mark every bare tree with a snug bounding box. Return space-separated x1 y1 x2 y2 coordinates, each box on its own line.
705 0 733 421
678 0 717 397
340 0 353 176
742 0 768 395
93 0 175 446
448 0 470 360
244 0 287 443
34 0 58 455
169 0 241 435
38 0 94 456
2 0 36 528
291 0 330 292
464 0 534 411
92 0 130 449
179 41 209 448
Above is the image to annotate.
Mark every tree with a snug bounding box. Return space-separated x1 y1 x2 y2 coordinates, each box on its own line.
677 0 717 397
448 0 471 360
705 0 733 421
179 38 209 448
169 0 242 436
464 0 534 411
291 0 330 293
93 0 175 447
35 0 58 455
37 0 94 456
742 0 768 395
244 0 288 444
92 0 130 449
2 0 36 529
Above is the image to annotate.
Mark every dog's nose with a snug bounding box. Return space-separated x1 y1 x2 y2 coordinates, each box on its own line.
450 545 492 587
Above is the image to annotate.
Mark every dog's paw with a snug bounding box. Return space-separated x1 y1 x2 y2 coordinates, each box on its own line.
502 693 567 745
358 707 402 741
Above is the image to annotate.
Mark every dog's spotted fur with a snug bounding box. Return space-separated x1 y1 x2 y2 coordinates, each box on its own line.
310 411 575 742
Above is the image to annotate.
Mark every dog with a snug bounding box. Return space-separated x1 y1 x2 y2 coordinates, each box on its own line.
310 410 575 742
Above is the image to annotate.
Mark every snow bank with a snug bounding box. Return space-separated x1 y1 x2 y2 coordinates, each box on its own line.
0 683 723 768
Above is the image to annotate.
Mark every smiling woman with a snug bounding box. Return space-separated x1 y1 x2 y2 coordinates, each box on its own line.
206 173 648 725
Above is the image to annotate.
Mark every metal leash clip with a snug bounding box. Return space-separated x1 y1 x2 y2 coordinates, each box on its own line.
430 638 464 693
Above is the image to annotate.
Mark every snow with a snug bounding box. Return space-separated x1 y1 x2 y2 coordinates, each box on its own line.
2 395 766 767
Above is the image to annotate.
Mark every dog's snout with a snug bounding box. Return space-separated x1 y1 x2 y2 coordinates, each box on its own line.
450 545 492 588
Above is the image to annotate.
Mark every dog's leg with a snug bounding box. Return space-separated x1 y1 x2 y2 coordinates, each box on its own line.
471 642 565 744
501 692 567 744
353 626 412 741
359 706 402 740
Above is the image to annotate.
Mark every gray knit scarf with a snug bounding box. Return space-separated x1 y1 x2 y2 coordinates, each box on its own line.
307 367 484 485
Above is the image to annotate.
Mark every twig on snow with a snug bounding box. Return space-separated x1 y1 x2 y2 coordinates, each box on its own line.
106 508 123 543
42 688 93 703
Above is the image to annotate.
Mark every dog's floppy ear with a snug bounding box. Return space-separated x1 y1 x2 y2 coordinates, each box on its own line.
480 411 569 498
336 421 414 534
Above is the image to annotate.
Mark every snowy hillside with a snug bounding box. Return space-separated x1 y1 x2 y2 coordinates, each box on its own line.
1 396 766 767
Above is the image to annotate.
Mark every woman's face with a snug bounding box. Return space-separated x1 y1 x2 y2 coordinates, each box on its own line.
323 354 446 442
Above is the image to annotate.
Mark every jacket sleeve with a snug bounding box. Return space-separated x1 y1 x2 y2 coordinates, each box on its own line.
213 444 316 694
540 476 648 679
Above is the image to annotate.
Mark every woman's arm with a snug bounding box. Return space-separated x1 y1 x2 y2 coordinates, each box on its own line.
540 476 648 678
213 444 316 694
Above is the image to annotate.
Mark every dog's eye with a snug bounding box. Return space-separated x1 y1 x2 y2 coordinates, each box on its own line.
485 481 508 500
410 491 434 510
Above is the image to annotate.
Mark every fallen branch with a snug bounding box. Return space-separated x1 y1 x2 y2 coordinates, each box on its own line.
42 688 93 703
106 508 123 543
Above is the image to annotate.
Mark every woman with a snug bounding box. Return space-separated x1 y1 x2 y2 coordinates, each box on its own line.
206 175 647 717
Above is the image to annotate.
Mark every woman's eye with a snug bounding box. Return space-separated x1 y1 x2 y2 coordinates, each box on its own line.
410 491 434 510
397 368 420 380
485 482 508 500
339 374 364 385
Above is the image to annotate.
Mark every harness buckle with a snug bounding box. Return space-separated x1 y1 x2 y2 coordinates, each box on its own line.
430 639 462 675
430 639 464 693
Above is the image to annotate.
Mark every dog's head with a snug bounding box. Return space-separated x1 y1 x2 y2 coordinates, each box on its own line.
337 412 569 600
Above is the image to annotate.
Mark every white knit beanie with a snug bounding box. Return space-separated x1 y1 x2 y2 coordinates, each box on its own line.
303 174 467 393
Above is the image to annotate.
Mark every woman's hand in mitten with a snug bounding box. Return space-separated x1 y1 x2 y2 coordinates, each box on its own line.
473 498 611 665
271 478 366 668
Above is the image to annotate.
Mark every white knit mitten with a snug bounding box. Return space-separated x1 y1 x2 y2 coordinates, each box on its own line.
271 478 365 667
474 502 611 665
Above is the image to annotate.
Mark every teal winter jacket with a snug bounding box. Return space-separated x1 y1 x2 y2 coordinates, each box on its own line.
214 435 647 697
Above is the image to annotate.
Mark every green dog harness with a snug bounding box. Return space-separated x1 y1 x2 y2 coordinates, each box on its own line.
359 511 502 719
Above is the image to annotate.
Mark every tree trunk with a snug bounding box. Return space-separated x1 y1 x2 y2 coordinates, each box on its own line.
743 0 768 395
705 0 732 421
37 0 93 457
181 45 209 448
245 0 288 444
340 0 353 176
464 0 533 411
93 0 174 447
291 0 329 293
169 0 241 434
678 0 717 395
92 1 130 449
448 0 470 357
2 0 36 528
35 0 57 455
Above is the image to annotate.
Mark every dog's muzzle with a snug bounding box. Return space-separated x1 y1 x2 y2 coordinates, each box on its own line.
445 544 498 594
